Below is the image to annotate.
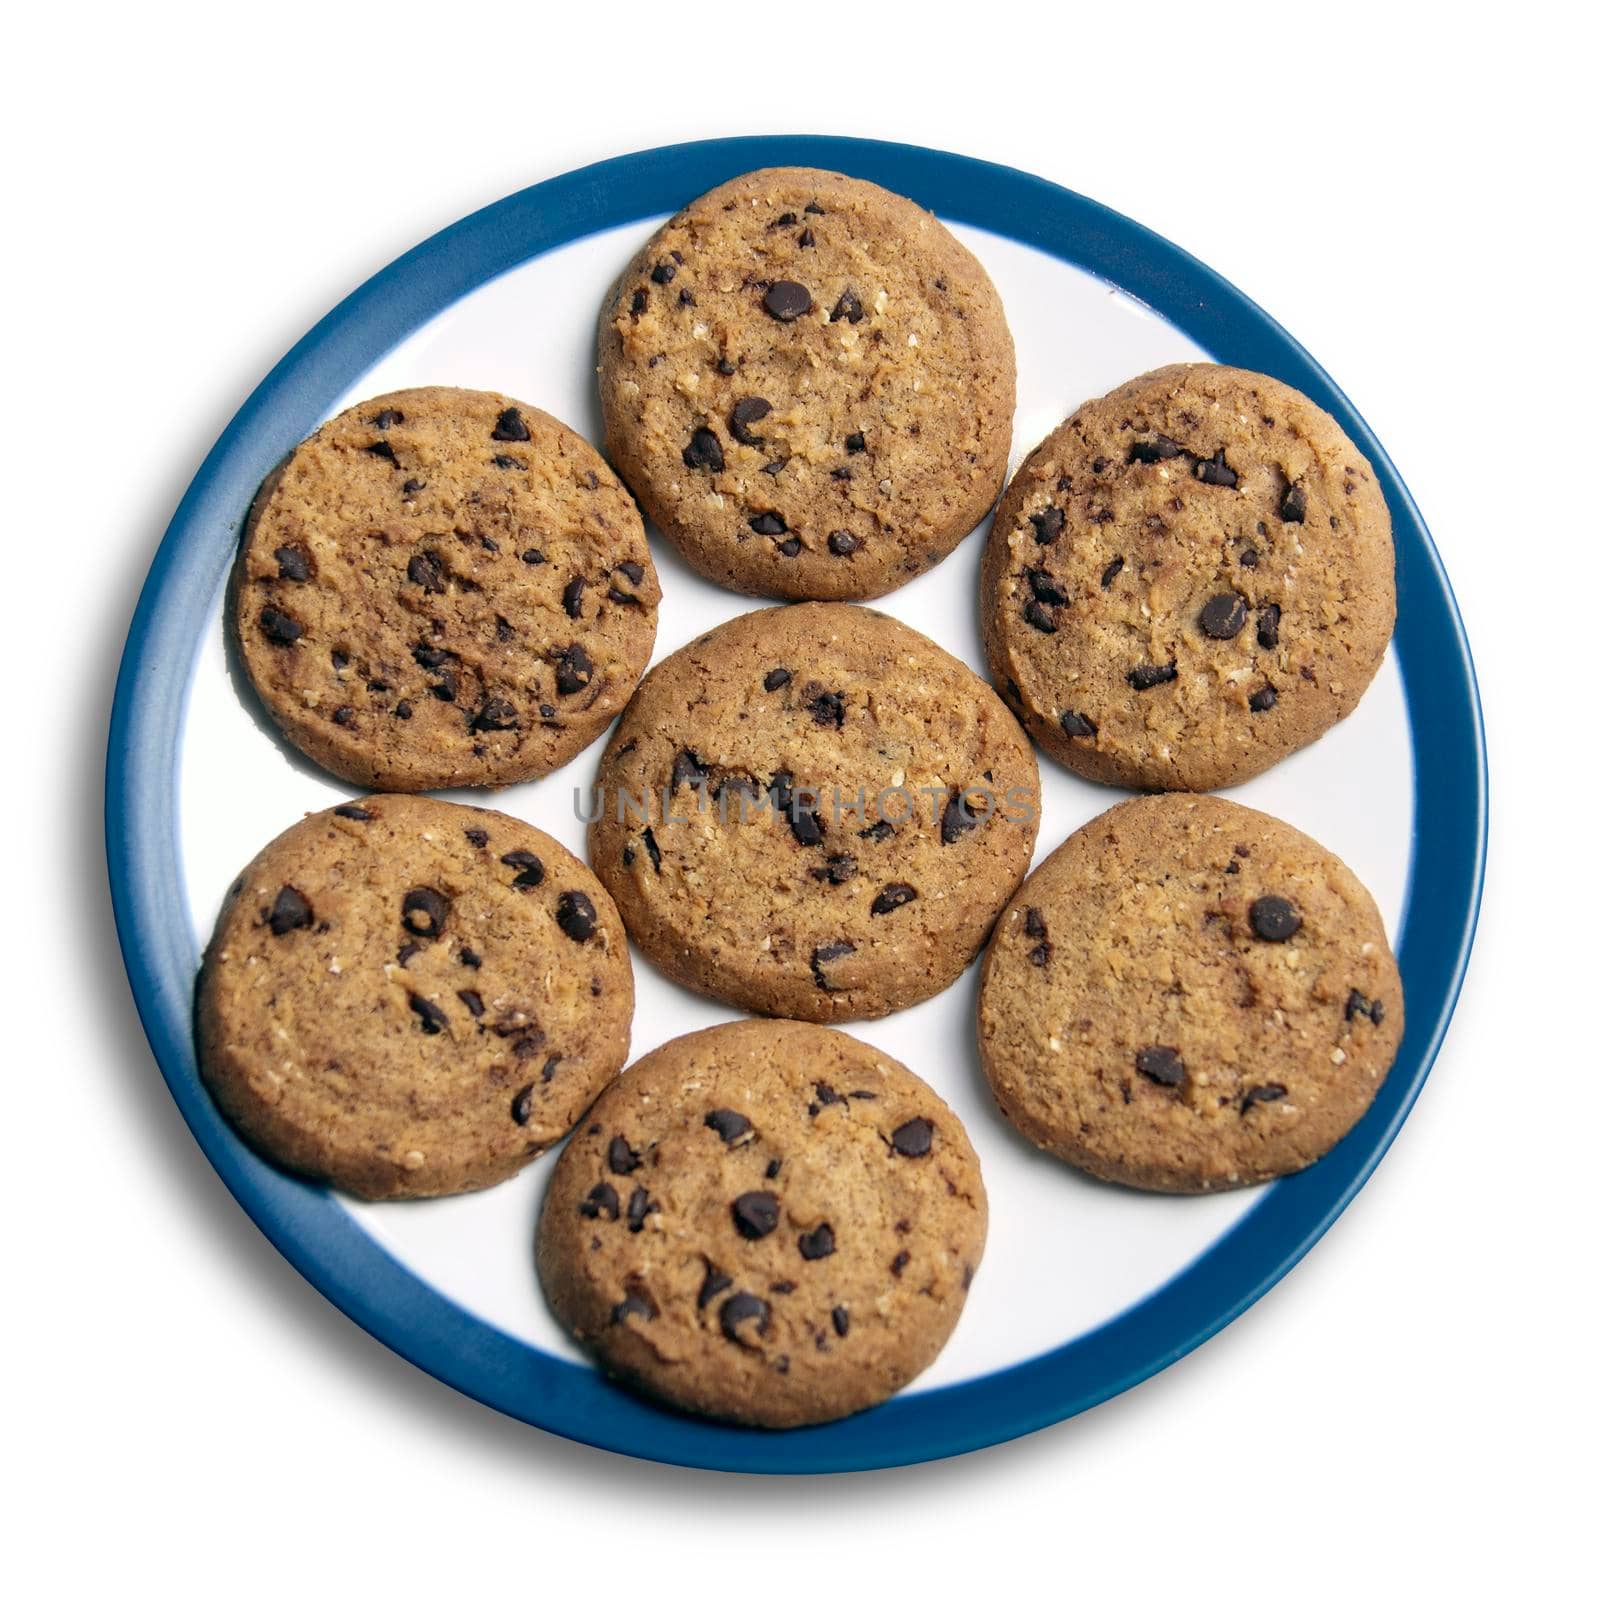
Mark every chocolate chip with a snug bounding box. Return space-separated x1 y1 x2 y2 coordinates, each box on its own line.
761 458 787 476
393 701 412 719
491 408 530 442
776 537 802 557
499 850 544 889
771 211 797 228
406 553 444 598
459 946 481 968
871 883 918 916
640 826 661 872
491 454 523 470
1029 506 1064 544
556 890 597 942
827 529 860 556
748 511 787 536
799 1223 835 1261
626 1186 659 1232
578 1181 619 1218
608 1135 641 1175
1023 600 1058 634
1256 603 1281 650
1239 544 1261 568
507 1084 538 1126
1279 482 1307 523
770 771 825 847
1128 662 1178 690
678 288 696 305
365 439 398 465
456 988 485 1019
266 886 313 935
763 667 792 691
1370 1000 1387 1026
804 687 846 729
409 993 449 1034
891 1118 933 1158
553 643 594 696
413 644 452 671
557 575 586 620
859 819 895 842
273 544 312 582
472 698 518 732
1059 710 1097 738
258 607 303 646
429 674 457 703
1199 592 1248 639
844 431 866 453
1249 895 1301 941
331 706 355 727
765 1158 783 1178
611 1287 658 1324
396 942 420 968
676 425 726 475
805 201 826 215
1249 684 1278 713
831 1305 850 1337
521 548 547 565
401 887 449 938
732 1191 780 1240
729 396 772 444
829 289 863 324
401 478 425 496
1026 567 1070 606
811 854 857 885
719 1292 769 1342
940 792 982 845
810 941 854 989
890 1250 910 1277
698 1263 733 1309
763 281 811 321
614 560 644 585
650 260 676 285
1135 1046 1185 1087
1346 989 1374 1022
1028 942 1052 967
716 357 736 375
1241 1083 1288 1112
671 748 709 792
372 408 403 430
334 804 373 821
1128 435 1183 464
1195 449 1238 488
798 227 815 248
705 1108 752 1144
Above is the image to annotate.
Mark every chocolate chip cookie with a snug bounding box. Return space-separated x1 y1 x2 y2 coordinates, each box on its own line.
981 364 1395 790
536 1019 987 1427
599 167 1015 601
588 603 1040 1021
197 794 633 1199
978 794 1403 1192
233 387 660 790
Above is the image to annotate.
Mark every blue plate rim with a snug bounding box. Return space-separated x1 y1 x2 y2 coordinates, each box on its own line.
105 134 1487 1474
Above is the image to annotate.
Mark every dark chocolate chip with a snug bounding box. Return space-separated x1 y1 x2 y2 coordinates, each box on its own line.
266 886 313 936
553 643 594 696
334 804 373 821
1129 435 1183 464
1194 449 1238 487
499 850 544 889
459 947 481 969
698 1263 733 1309
456 988 485 1019
611 1287 658 1324
805 200 826 215
829 289 863 324
1128 662 1179 690
400 887 449 939
1023 599 1058 634
364 439 399 465
472 698 518 732
719 1291 769 1342
491 408 530 442
705 1108 752 1144
562 576 587 618
871 883 918 916
1059 710 1097 738
555 890 597 942
776 537 801 557
748 511 787 536
521 548 547 566
798 227 815 248
827 529 860 556
810 941 854 989
1346 989 1373 1022
650 260 676 284
859 819 895 842
891 1118 933 1158
804 687 846 729
491 454 524 470
258 607 303 646
1239 544 1261 568
844 431 866 453
763 281 811 321
891 1250 910 1276
1199 592 1248 639
732 1191 780 1240
372 408 404 429
608 1135 641 1175
507 1084 538 1126
1241 1083 1288 1112
798 1223 835 1261
940 792 981 845
1249 896 1301 941
331 706 355 727
729 396 772 444
409 993 449 1035
1249 684 1278 713
640 827 661 871
273 544 312 582
578 1180 620 1218
401 478 425 496
1135 1046 1185 1087
1026 567 1070 606
394 701 413 719
1029 506 1064 544
831 1306 850 1338
763 667 792 691
811 853 857 885
1256 603 1282 650
1279 482 1307 523
625 1186 659 1232
671 747 709 791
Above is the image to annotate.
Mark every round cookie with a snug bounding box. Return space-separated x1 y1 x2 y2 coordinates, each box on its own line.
978 794 1403 1193
536 1019 987 1428
233 386 660 791
599 167 1015 601
981 364 1395 791
197 794 634 1200
588 603 1040 1021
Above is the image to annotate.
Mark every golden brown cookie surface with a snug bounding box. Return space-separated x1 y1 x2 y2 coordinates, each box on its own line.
599 167 1015 600
197 795 633 1199
982 364 1395 790
588 603 1040 1021
978 794 1403 1192
234 387 659 790
536 1020 987 1428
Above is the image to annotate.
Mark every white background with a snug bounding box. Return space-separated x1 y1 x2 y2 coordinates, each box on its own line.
7 3 1594 1594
